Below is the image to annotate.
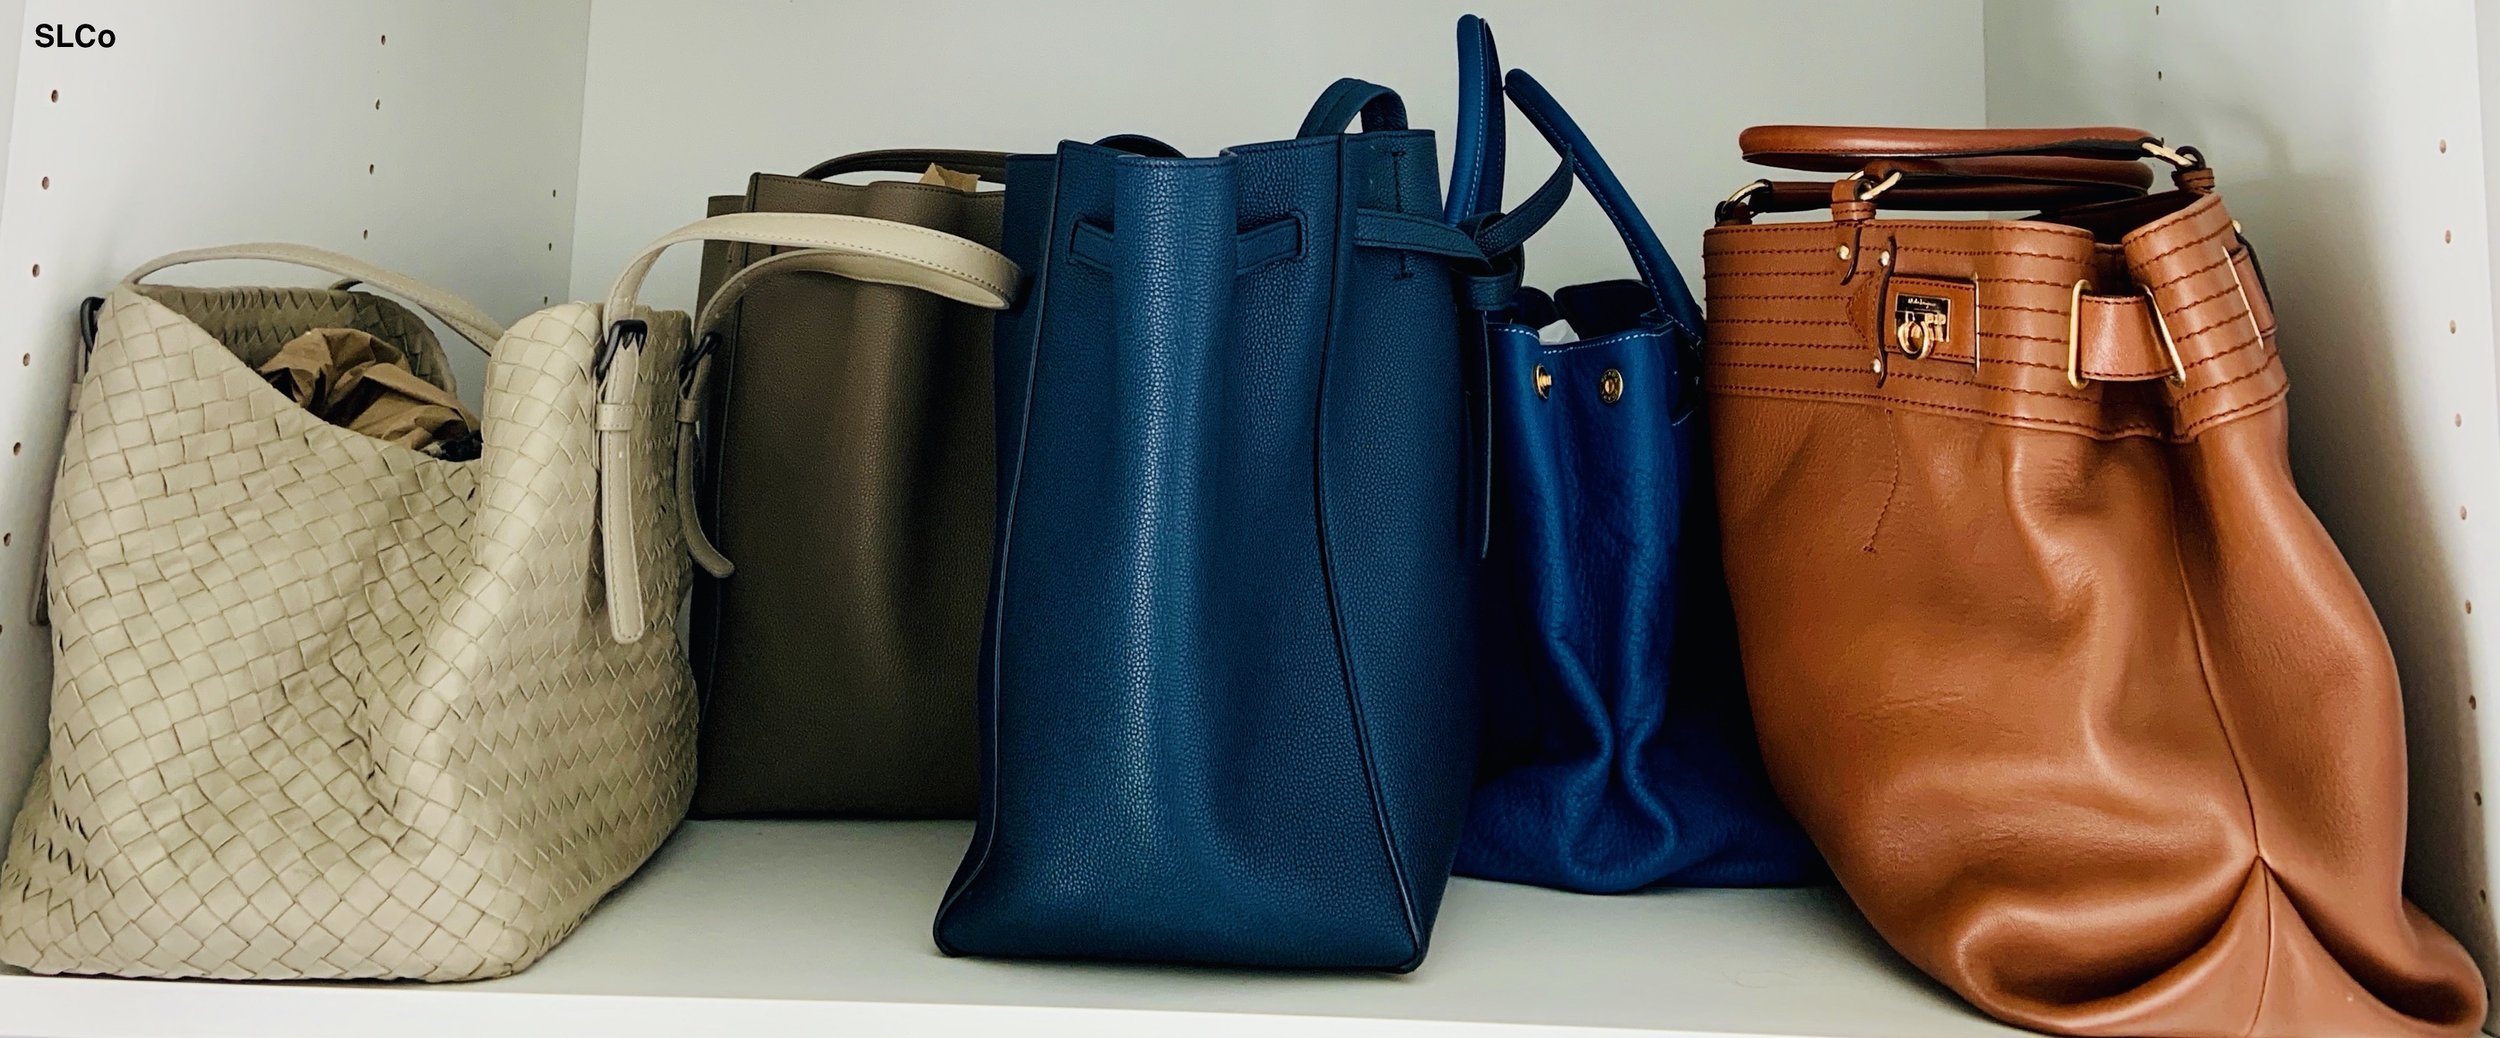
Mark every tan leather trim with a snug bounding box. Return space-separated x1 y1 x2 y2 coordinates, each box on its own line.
596 215 1022 640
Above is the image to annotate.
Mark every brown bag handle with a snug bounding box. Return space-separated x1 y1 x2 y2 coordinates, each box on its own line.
1717 126 2213 223
796 148 1011 183
1738 125 2166 171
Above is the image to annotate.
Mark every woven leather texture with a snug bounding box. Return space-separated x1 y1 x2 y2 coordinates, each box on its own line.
0 282 696 981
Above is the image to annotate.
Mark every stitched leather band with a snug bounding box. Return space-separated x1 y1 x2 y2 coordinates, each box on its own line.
797 148 1012 183
615 217 1021 639
1704 194 2276 441
124 244 507 351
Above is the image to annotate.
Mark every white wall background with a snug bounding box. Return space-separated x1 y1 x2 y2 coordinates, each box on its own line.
565 0 1986 314
1986 0 2500 1010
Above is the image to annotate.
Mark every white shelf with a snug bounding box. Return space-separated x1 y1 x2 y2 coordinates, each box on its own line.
1 821 2027 1038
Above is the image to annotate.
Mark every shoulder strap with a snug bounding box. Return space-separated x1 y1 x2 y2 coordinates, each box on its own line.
796 148 1012 183
1739 125 2165 170
1503 70 1699 338
122 243 506 351
1298 78 1409 138
595 213 1019 641
1444 14 1504 224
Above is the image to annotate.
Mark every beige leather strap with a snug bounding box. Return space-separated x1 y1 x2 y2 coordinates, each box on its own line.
125 243 507 352
596 213 1019 642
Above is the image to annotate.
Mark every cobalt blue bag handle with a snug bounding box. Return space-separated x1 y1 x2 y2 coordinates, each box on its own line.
1445 14 1505 225
1501 69 1703 341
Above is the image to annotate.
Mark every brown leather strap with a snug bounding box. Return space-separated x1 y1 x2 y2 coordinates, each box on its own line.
1722 153 2158 223
1740 125 2160 171
797 148 1012 183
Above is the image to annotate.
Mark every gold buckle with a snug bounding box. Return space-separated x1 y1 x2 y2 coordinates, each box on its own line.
1723 178 1772 206
1853 170 1904 203
2142 139 2201 169
2142 286 2190 385
2065 280 2092 389
2226 258 2266 352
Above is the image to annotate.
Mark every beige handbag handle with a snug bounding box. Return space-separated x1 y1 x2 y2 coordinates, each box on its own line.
593 212 1019 642
123 243 508 352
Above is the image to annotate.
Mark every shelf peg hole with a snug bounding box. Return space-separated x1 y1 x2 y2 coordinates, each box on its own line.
48 89 58 103
2441 138 2450 153
39 176 48 189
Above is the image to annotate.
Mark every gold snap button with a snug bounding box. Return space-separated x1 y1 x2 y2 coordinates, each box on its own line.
1533 364 1553 399
1599 368 1625 404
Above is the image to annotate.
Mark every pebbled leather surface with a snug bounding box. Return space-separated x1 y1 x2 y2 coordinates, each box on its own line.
1706 151 2487 1035
937 89 1480 970
689 165 1005 818
1446 29 1817 895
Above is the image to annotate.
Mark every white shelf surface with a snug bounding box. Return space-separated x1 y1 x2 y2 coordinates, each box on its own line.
0 821 2027 1038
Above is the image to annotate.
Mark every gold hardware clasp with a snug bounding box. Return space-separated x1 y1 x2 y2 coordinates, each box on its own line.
1532 364 1553 400
2065 279 2092 389
2142 286 2190 385
1598 369 1625 404
1893 293 1950 360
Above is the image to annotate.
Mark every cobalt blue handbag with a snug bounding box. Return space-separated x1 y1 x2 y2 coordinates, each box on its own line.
1446 17 1821 894
936 76 1562 970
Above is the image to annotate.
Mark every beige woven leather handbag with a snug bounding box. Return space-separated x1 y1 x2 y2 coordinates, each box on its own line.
0 213 1019 981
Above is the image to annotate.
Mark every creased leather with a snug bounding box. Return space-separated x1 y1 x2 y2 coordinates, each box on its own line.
0 263 696 981
1446 20 1817 895
935 82 1482 971
687 163 1011 820
1705 148 2488 1035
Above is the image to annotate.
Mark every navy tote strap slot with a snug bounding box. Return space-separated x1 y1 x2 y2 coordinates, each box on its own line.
1069 214 1303 275
1298 78 1410 138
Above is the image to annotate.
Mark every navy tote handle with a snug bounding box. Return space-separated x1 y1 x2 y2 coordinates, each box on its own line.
1500 68 1703 340
1446 14 1505 223
1298 78 1410 137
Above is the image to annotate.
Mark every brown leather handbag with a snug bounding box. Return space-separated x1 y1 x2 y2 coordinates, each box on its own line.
690 149 1009 818
1704 127 2488 1036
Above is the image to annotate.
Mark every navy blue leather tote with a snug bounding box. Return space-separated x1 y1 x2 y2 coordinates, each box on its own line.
1446 17 1821 894
937 78 1559 969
